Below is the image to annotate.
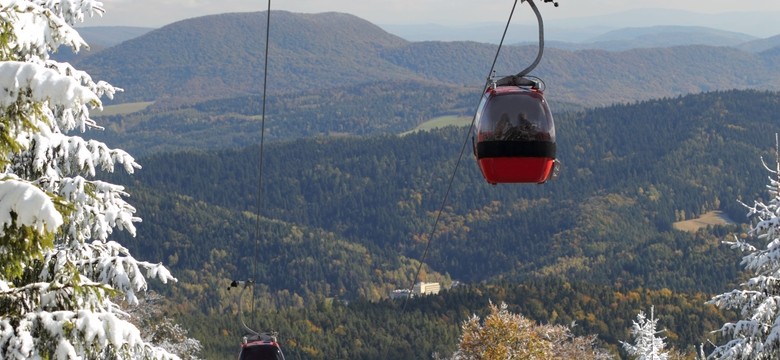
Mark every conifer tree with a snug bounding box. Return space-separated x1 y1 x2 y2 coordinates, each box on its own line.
0 1 177 358
621 306 669 360
708 135 780 359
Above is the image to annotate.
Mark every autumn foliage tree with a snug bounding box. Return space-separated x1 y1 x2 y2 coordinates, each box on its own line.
452 301 612 360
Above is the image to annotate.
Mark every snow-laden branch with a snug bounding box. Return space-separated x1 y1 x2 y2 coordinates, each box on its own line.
0 60 99 106
44 61 121 103
30 0 105 25
0 310 179 360
40 241 176 305
0 0 96 59
621 307 669 360
0 175 62 235
1 241 175 323
20 130 140 180
59 177 141 242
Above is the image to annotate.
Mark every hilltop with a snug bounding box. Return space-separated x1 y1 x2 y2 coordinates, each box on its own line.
77 11 419 103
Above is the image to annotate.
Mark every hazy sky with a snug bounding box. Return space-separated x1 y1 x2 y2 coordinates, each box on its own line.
94 0 780 30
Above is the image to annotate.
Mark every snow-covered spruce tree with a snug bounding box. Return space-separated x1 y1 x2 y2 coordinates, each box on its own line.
707 135 780 360
0 1 177 359
621 306 670 360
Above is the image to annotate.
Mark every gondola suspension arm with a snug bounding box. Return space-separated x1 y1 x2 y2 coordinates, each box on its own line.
229 280 261 337
495 0 558 87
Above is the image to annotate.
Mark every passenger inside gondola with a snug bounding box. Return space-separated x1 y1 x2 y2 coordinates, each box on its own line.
494 113 512 140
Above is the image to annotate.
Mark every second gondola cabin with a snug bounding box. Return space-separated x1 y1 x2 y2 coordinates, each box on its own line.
473 84 556 184
238 333 285 360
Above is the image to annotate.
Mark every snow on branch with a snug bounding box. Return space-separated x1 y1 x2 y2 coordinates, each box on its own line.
44 61 121 103
0 310 179 360
1 241 176 320
40 241 177 306
21 129 140 183
0 175 62 235
0 1 180 359
0 61 98 109
0 61 101 133
30 0 106 25
0 0 93 59
59 177 141 243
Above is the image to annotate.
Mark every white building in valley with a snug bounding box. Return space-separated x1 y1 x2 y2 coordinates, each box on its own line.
413 282 440 296
390 282 442 299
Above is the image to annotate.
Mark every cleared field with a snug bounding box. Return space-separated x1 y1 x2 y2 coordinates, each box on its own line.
401 115 471 136
93 101 154 116
673 211 735 233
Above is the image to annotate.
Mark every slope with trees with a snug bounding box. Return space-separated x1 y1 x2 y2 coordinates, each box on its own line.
94 90 780 358
115 90 776 291
91 80 477 156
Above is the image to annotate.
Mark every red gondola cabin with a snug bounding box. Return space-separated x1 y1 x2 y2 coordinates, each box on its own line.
238 334 285 360
474 85 556 184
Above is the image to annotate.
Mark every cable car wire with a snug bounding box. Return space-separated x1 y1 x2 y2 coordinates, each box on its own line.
248 0 272 336
402 0 522 311
228 2 283 358
380 5 527 358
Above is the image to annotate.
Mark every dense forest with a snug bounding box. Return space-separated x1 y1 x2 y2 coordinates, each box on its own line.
181 282 731 359
97 89 780 358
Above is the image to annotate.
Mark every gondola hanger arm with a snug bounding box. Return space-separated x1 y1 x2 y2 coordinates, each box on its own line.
496 0 559 86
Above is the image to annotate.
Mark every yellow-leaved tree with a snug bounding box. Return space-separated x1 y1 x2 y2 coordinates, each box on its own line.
453 301 613 360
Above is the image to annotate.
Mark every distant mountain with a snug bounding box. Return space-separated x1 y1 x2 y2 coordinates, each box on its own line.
515 26 756 51
77 26 153 47
382 9 780 43
379 23 589 44
588 26 754 50
77 11 419 103
547 8 780 39
738 34 780 53
382 44 780 106
76 11 780 107
54 26 153 63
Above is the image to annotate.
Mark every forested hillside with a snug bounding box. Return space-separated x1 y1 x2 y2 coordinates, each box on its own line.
92 80 477 156
76 11 780 106
104 89 780 358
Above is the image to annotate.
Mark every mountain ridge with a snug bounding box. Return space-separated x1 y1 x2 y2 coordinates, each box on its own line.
75 11 780 107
